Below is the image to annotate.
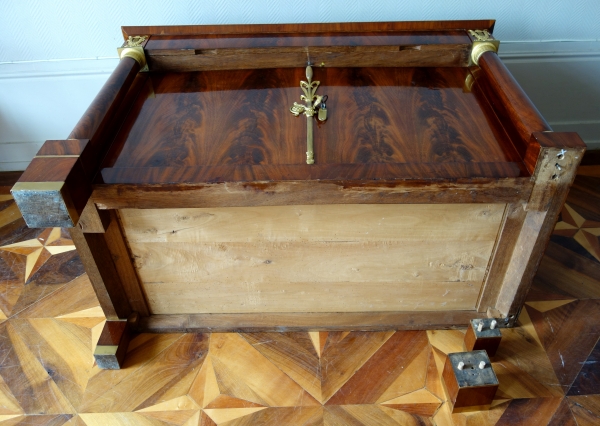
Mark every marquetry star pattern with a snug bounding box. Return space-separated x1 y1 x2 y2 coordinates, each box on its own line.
553 203 600 262
0 227 76 284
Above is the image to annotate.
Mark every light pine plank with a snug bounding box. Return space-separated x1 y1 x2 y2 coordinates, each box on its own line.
123 204 503 316
120 204 505 244
131 240 494 284
144 279 481 314
135 239 490 314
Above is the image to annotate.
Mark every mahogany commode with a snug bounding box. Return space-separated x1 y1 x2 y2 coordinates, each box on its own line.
11 21 585 368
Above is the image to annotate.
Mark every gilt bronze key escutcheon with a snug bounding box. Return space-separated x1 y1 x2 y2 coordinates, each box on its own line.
290 65 327 164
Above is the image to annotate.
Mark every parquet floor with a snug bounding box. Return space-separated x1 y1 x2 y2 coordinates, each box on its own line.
0 165 599 425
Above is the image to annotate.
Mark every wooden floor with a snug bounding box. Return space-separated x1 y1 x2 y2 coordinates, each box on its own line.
0 165 599 425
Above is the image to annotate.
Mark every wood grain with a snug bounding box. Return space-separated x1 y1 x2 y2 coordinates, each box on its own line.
103 211 149 316
36 139 89 157
476 202 527 312
496 136 586 316
143 280 482 315
568 395 600 426
102 67 522 181
122 20 496 38
91 179 532 211
0 172 23 195
120 204 505 244
476 51 551 158
147 44 472 71
120 204 502 315
139 311 488 333
77 199 110 234
70 227 130 320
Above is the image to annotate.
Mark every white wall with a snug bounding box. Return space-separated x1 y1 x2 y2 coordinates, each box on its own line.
1 1 599 170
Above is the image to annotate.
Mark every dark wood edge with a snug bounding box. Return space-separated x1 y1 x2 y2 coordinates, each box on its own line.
506 156 585 315
138 310 488 333
69 58 140 141
525 132 587 176
78 199 111 233
122 20 495 38
581 149 600 166
476 52 552 173
91 178 533 210
476 202 527 312
441 356 459 403
146 46 472 71
494 133 585 316
36 139 89 156
106 210 150 316
100 162 527 184
0 171 23 194
94 319 132 369
69 226 129 319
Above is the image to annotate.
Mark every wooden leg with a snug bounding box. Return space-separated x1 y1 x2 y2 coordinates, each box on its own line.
94 313 139 369
94 320 130 369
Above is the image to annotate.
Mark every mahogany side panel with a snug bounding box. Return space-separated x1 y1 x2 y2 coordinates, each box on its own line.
122 20 496 38
69 58 140 141
476 51 551 170
36 139 89 156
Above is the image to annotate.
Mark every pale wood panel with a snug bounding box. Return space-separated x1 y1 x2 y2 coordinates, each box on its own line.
121 203 504 315
120 204 505 244
131 240 495 284
144 280 481 314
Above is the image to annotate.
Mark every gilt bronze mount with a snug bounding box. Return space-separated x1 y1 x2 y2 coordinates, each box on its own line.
290 65 328 164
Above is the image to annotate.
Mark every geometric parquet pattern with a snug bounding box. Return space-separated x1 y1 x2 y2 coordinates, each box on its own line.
0 167 599 426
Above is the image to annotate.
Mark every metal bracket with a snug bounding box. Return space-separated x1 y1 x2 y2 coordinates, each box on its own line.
486 307 518 328
468 29 500 66
117 36 149 72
